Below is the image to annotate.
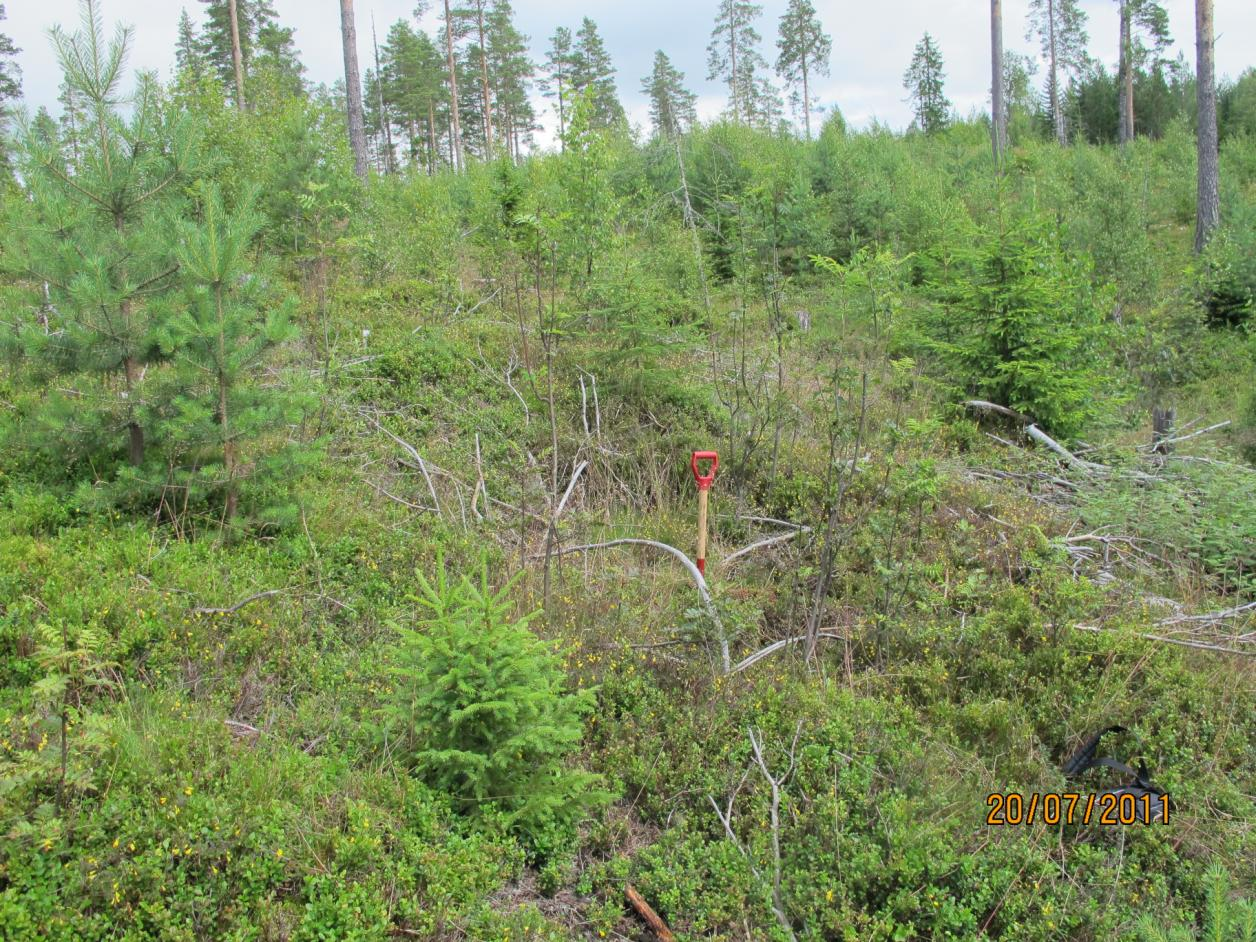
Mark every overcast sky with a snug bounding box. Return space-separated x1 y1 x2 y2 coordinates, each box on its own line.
5 0 1255 146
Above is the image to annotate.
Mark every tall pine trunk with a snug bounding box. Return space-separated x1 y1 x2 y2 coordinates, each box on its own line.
475 2 493 156
371 17 394 174
801 51 811 139
340 0 369 179
442 0 464 172
1048 0 1065 145
991 0 1007 166
1194 0 1219 252
426 101 437 175
557 73 566 150
728 13 740 124
1118 1 1135 145
227 0 246 111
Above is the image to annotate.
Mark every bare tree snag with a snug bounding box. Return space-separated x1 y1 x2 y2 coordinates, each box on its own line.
991 0 1007 166
227 0 246 111
340 0 369 179
1194 0 1220 252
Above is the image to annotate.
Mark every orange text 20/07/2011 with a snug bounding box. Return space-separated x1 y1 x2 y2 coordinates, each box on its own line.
985 792 1169 826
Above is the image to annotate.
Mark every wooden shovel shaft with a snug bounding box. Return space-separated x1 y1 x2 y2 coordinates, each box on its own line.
697 488 709 574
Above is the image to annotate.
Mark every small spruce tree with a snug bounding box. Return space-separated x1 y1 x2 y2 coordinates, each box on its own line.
382 555 606 848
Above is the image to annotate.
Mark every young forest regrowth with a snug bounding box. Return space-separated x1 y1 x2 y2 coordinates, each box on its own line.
1 1 1254 940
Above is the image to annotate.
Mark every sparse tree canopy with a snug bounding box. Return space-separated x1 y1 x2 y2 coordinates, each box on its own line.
0 3 22 106
904 32 951 134
1026 0 1089 144
541 26 575 143
571 17 624 130
775 0 831 138
643 50 697 139
708 0 780 128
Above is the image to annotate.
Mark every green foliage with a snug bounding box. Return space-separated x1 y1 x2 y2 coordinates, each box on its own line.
2 1 198 468
1138 864 1256 942
1198 207 1256 327
912 213 1109 438
904 33 950 134
380 556 608 851
159 182 308 528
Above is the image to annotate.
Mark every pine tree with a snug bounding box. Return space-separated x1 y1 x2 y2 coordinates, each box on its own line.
164 183 299 525
485 1 534 161
6 0 197 468
56 81 86 163
1194 0 1219 252
571 18 624 130
459 0 495 155
0 3 20 111
340 0 369 178
991 0 1007 165
904 33 951 134
642 51 697 139
175 9 211 85
367 17 395 173
0 3 21 170
540 27 574 145
197 0 301 107
1026 0 1089 145
440 0 465 170
1116 0 1170 144
381 20 446 172
775 0 831 139
707 1 777 127
252 15 304 100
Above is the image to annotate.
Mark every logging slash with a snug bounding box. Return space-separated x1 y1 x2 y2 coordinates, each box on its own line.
626 884 675 941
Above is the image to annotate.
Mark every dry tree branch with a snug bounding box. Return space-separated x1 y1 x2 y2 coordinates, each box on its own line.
729 632 845 674
722 529 810 568
362 412 443 518
193 589 283 616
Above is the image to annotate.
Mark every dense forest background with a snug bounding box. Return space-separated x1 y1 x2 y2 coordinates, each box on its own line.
0 1 1254 940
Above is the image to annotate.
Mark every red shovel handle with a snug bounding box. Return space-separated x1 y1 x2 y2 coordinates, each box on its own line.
691 450 719 490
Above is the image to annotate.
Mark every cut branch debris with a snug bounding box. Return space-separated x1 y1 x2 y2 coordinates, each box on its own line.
625 885 676 941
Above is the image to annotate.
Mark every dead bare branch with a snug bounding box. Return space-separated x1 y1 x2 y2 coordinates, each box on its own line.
193 589 283 616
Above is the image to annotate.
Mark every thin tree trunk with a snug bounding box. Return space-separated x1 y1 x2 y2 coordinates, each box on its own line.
371 16 394 174
991 0 1007 166
215 284 238 524
340 0 369 179
475 1 493 156
426 101 437 174
1048 0 1065 145
1194 0 1220 252
227 0 246 111
442 0 464 172
1118 0 1135 145
123 353 143 466
729 14 739 124
801 51 811 139
557 73 566 149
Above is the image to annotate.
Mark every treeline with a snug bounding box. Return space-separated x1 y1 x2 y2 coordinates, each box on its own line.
6 0 1256 177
